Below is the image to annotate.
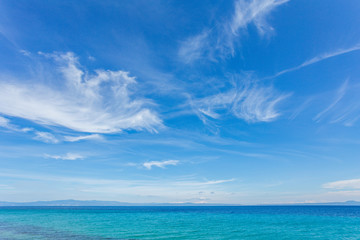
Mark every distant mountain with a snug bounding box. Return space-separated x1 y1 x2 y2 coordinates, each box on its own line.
0 200 359 207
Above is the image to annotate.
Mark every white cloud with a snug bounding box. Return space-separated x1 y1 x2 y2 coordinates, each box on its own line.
143 160 179 169
175 179 235 186
0 116 32 132
230 0 288 36
44 153 84 160
323 179 360 189
64 134 104 142
193 76 289 123
178 31 211 63
0 171 233 188
271 43 360 78
0 116 11 128
33 131 59 144
314 81 348 121
312 81 360 126
179 0 288 62
0 52 162 134
0 116 65 143
19 49 31 56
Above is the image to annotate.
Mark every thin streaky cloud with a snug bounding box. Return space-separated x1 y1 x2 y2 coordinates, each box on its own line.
314 80 348 122
0 25 20 49
313 81 360 126
44 153 84 161
143 160 179 170
64 134 104 142
323 179 360 189
33 131 59 144
288 97 313 120
0 116 32 132
270 44 360 78
0 171 233 188
0 171 128 185
175 178 235 186
343 115 360 127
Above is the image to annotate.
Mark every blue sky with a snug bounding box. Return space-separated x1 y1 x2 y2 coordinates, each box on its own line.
1 0 360 204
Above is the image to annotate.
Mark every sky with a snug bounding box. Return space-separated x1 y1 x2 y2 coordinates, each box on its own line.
0 0 360 204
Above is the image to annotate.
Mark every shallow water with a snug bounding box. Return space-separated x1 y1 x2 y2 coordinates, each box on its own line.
0 206 360 239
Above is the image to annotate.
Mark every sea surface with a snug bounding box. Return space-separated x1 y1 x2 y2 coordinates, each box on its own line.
0 206 360 239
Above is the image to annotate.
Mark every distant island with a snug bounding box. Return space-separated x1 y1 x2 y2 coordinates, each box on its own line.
1 200 360 207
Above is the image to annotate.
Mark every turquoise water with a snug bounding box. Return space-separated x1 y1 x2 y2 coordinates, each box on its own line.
0 206 360 239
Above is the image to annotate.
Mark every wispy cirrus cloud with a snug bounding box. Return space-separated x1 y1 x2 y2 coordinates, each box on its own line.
314 81 348 122
0 116 10 128
143 160 179 169
0 116 102 144
179 0 288 63
179 31 211 63
0 116 61 143
0 116 32 132
192 75 289 123
0 52 162 134
323 179 360 190
64 134 104 142
314 81 360 126
33 131 59 144
174 178 235 186
230 0 288 36
44 153 84 161
0 171 233 188
270 43 360 78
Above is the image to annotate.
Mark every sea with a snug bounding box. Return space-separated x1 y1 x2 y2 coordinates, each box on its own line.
0 206 360 239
